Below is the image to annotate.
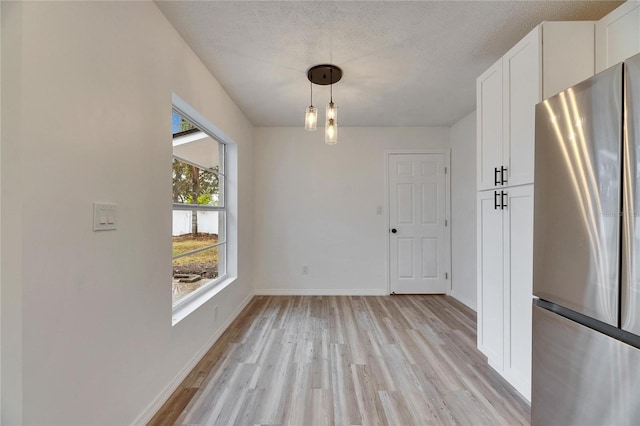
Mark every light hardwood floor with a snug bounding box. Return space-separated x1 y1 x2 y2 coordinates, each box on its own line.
149 295 530 425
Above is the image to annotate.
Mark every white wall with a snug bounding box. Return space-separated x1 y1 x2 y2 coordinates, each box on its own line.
1 2 254 424
253 127 449 295
0 2 3 420
450 111 477 310
1 2 23 421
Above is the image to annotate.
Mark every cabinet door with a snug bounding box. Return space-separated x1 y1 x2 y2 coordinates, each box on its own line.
503 27 540 188
596 1 640 73
477 190 504 369
503 184 533 401
477 60 503 191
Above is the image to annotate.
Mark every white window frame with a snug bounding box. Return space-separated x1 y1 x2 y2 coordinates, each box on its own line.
171 94 238 325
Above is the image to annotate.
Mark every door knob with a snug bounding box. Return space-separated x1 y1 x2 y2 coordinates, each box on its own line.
391 228 397 234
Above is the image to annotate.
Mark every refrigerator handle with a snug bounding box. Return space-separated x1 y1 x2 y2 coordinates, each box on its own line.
494 191 500 210
501 190 508 210
501 166 508 185
494 167 500 186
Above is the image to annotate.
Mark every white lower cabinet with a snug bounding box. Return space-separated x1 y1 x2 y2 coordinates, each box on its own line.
477 184 533 401
502 185 534 401
477 188 505 370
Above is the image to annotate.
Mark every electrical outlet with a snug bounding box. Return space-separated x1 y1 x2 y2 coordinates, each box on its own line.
302 265 309 275
376 205 383 215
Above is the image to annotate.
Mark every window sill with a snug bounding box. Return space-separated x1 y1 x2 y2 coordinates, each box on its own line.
172 275 237 326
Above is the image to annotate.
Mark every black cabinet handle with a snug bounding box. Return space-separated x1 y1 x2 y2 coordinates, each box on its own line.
391 228 397 234
501 166 508 185
501 190 508 209
494 191 500 210
494 167 500 186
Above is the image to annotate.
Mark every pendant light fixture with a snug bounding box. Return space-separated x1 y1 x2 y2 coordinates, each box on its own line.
305 64 342 145
325 74 338 145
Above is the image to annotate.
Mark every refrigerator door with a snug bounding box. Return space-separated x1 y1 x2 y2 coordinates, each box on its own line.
532 305 640 425
622 53 640 335
533 65 622 326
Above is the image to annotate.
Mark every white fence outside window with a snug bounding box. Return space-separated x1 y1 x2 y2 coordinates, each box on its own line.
172 210 219 236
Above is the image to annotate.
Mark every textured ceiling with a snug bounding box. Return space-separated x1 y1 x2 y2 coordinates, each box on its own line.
156 1 622 127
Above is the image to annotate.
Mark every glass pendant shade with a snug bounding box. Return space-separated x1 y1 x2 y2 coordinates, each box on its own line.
325 101 338 145
305 105 317 131
325 118 337 145
326 101 337 121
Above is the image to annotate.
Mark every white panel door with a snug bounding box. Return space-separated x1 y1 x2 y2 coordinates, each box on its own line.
389 153 449 294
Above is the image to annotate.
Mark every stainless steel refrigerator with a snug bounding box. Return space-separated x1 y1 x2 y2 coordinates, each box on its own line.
532 52 640 425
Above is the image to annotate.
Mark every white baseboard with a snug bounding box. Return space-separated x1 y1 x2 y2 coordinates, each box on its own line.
132 291 255 425
449 291 477 312
254 288 388 296
502 369 532 404
488 358 504 375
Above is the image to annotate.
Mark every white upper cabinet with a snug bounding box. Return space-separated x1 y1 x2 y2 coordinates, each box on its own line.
502 28 540 189
477 22 595 191
596 1 640 73
477 61 504 191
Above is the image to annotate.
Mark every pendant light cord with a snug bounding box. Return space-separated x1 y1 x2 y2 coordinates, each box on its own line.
330 68 333 103
310 80 313 106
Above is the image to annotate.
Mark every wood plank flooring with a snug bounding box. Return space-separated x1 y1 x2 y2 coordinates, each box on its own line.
149 295 530 425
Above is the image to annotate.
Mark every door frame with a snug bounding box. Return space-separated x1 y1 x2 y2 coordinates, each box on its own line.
384 149 451 295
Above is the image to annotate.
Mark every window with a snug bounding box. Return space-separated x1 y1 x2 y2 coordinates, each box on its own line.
171 110 227 308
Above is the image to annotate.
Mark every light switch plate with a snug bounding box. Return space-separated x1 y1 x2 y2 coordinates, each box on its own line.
93 202 117 231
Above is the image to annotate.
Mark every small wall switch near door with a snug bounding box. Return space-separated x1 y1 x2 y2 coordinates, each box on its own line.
93 202 117 231
376 206 383 215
